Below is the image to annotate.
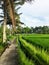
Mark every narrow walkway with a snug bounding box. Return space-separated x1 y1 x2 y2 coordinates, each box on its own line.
0 39 18 65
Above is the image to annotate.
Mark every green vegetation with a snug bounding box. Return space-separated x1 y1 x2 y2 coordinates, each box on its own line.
0 31 16 55
16 35 34 65
22 34 49 50
18 46 34 65
0 42 8 56
7 34 16 41
18 34 49 65
11 26 49 34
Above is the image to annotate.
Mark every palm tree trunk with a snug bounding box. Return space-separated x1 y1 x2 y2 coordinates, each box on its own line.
7 0 16 33
3 1 7 43
3 16 7 43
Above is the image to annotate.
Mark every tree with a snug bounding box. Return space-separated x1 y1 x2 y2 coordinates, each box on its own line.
22 27 31 33
42 26 49 34
30 27 34 33
0 0 34 43
0 1 7 43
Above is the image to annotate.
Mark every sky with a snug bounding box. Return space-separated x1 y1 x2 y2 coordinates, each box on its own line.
18 0 49 27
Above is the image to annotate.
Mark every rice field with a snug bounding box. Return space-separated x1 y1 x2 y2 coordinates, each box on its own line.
18 34 49 65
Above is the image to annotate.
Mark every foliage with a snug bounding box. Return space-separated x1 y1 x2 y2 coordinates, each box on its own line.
22 34 49 50
18 46 34 65
16 26 49 34
18 34 49 65
0 42 8 55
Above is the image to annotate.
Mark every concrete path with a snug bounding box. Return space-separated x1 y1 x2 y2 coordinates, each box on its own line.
0 40 18 65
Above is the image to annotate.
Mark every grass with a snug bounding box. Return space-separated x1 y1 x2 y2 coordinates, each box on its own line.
7 34 16 41
0 34 4 55
22 34 49 50
0 34 16 56
18 34 49 65
0 42 8 56
16 36 34 65
18 46 34 65
0 45 4 54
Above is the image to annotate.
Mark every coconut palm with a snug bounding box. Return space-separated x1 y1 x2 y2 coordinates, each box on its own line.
0 0 34 43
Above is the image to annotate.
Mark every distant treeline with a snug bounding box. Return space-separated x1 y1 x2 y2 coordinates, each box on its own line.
0 26 49 34
16 26 49 34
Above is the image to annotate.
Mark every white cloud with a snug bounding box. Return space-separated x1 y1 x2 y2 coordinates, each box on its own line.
19 0 49 16
18 0 49 27
20 14 49 27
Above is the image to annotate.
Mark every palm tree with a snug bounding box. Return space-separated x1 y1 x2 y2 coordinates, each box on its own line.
6 0 16 32
5 0 33 32
0 0 34 43
0 0 22 42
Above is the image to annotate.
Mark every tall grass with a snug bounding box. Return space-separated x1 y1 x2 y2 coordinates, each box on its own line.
22 35 49 50
18 47 34 65
16 35 34 65
19 36 49 65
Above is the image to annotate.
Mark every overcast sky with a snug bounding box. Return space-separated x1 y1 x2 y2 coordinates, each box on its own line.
18 0 49 27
